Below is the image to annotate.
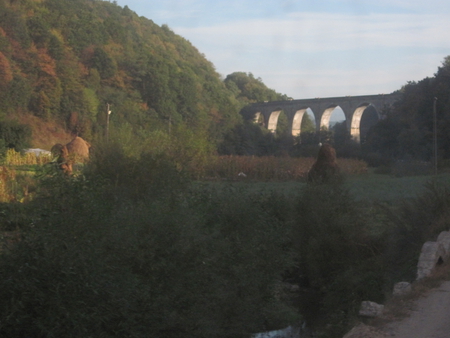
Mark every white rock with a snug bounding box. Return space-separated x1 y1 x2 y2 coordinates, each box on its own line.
359 301 384 317
417 241 445 280
393 282 412 296
437 231 450 261
253 326 300 338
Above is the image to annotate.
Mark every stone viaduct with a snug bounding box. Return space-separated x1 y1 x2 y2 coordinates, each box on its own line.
240 93 402 143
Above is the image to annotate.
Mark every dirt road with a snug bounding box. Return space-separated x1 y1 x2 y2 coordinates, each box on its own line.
382 280 450 338
344 280 450 338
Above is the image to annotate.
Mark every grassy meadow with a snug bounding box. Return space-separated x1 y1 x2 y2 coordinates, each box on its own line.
1 149 450 338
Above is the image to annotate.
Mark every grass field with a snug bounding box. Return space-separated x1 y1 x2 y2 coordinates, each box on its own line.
196 173 450 205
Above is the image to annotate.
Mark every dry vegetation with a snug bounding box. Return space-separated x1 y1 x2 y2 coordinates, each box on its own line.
204 155 368 181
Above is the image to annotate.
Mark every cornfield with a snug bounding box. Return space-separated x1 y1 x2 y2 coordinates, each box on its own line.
5 149 53 166
0 166 17 202
203 155 368 181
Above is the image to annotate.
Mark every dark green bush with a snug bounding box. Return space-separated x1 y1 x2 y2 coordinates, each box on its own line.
0 120 32 153
86 139 188 201
0 174 299 337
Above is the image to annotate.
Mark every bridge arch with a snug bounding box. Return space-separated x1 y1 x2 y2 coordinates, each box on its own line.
240 93 401 143
267 110 282 133
350 104 370 142
292 109 308 136
319 106 340 131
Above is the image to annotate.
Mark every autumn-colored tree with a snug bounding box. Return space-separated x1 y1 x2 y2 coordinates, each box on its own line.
0 51 13 87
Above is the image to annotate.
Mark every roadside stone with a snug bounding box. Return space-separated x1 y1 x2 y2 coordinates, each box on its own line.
343 323 388 338
253 325 301 338
393 282 412 297
359 301 384 317
437 231 450 261
417 241 445 280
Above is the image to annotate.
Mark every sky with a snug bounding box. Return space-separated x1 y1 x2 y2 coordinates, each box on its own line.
116 0 450 101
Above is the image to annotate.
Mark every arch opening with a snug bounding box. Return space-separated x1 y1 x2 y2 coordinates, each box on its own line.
292 109 307 136
267 110 282 134
253 112 265 127
359 105 379 144
350 105 369 142
329 107 346 128
320 106 343 131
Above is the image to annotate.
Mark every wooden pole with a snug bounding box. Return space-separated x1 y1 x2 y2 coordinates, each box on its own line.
433 97 438 175
106 103 111 142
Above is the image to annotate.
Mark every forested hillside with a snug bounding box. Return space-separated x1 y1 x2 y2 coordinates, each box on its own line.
0 0 290 152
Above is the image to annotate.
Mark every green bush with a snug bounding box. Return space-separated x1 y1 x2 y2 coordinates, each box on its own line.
0 174 299 337
0 120 32 153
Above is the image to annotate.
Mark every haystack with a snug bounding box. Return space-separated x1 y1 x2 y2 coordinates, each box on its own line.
307 143 340 183
51 143 64 158
65 136 90 162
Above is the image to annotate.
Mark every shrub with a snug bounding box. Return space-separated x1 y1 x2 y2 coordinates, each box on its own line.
290 182 386 337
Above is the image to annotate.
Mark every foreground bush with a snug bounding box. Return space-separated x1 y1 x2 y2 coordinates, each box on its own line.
0 170 299 337
2 152 446 337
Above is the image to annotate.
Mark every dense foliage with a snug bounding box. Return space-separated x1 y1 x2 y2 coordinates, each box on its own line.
0 0 244 149
1 146 450 337
364 57 450 165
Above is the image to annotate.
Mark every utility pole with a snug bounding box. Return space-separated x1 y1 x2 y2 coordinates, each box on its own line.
433 97 438 176
106 103 111 142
